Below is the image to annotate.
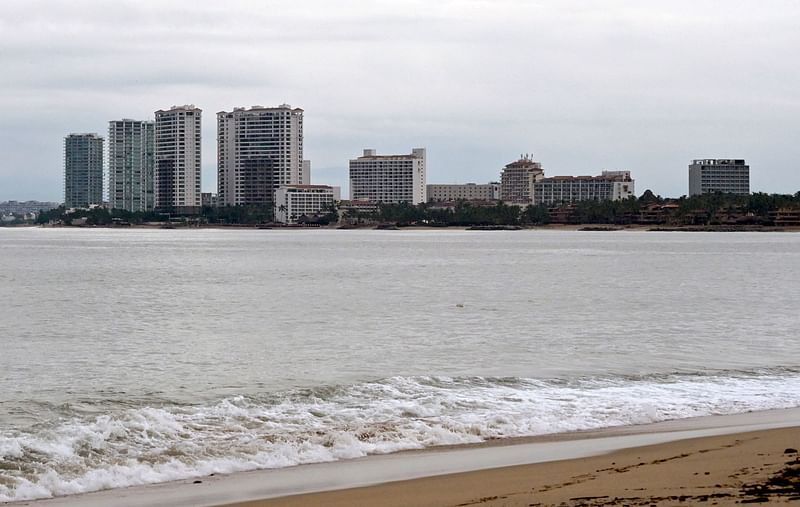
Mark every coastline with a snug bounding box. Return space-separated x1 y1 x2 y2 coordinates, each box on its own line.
228 426 800 507
19 408 800 507
10 223 800 232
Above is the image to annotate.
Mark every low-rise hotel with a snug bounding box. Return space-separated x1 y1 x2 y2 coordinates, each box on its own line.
532 171 635 205
426 183 500 202
689 159 749 196
274 185 340 224
349 148 426 204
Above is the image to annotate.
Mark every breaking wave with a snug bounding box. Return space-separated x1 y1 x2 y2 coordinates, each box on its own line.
2 368 800 502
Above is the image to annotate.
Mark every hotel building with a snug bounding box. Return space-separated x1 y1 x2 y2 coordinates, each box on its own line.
154 105 202 214
426 182 500 202
689 159 750 196
64 133 104 208
532 171 635 205
217 105 304 207
274 185 340 224
499 157 544 204
349 148 426 204
108 119 155 211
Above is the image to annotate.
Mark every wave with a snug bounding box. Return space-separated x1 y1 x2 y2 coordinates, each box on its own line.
2 367 800 501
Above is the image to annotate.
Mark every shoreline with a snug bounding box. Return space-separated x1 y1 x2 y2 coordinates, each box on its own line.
19 407 800 507
8 223 800 232
229 426 800 507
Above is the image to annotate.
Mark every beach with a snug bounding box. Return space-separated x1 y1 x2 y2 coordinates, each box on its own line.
19 409 800 507
226 426 800 507
229 427 800 507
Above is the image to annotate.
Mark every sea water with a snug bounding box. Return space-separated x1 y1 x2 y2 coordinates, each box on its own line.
1 228 798 501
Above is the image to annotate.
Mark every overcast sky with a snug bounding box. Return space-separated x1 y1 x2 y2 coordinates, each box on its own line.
1 0 798 201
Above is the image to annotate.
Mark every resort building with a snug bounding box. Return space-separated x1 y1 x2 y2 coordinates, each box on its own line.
154 105 202 214
108 119 155 212
426 182 500 202
274 185 340 224
689 159 750 196
499 156 544 204
64 133 104 208
349 148 426 204
532 171 635 205
217 105 304 207
0 201 60 214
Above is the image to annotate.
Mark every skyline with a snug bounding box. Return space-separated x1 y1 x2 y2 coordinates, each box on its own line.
2 0 800 201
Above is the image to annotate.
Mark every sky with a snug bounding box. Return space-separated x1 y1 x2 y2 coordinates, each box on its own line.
1 0 799 202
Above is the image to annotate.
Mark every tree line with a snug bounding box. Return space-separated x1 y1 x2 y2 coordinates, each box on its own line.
34 191 800 227
356 191 800 227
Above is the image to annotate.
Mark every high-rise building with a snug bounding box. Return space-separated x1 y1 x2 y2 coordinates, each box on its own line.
689 159 750 196
108 119 155 212
499 156 544 204
217 105 304 207
532 171 635 205
154 105 202 214
349 148 426 204
64 133 104 208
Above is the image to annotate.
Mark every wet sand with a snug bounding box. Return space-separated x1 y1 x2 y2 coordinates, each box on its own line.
21 410 800 507
223 427 800 507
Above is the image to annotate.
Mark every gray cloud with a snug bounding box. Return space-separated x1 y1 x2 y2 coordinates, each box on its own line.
1 0 799 201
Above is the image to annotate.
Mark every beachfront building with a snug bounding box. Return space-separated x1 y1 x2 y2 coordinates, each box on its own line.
217 105 304 208
426 182 500 202
689 159 750 196
64 133 104 209
154 105 202 214
349 148 426 204
274 185 340 224
499 156 544 204
0 201 60 214
108 119 155 212
532 171 635 206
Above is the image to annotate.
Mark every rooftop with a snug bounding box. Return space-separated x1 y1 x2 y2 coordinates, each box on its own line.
692 159 747 166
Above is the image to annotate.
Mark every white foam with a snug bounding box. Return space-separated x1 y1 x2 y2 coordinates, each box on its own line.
2 369 800 502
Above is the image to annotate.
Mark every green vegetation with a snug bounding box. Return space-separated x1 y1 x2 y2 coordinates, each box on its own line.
366 191 800 227
31 191 800 228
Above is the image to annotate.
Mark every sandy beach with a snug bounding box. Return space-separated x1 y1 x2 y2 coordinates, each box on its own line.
223 426 800 507
19 410 800 507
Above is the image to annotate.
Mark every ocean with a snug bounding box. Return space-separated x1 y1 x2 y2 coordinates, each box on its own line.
1 228 799 502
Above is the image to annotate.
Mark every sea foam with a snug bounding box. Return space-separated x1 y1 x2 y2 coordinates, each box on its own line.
1 368 800 502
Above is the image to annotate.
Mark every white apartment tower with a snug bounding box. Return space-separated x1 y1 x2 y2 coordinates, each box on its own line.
154 105 202 214
349 148 426 204
217 105 304 207
108 119 155 212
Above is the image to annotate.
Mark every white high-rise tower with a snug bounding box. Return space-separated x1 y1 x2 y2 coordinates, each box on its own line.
217 104 304 207
154 105 202 214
